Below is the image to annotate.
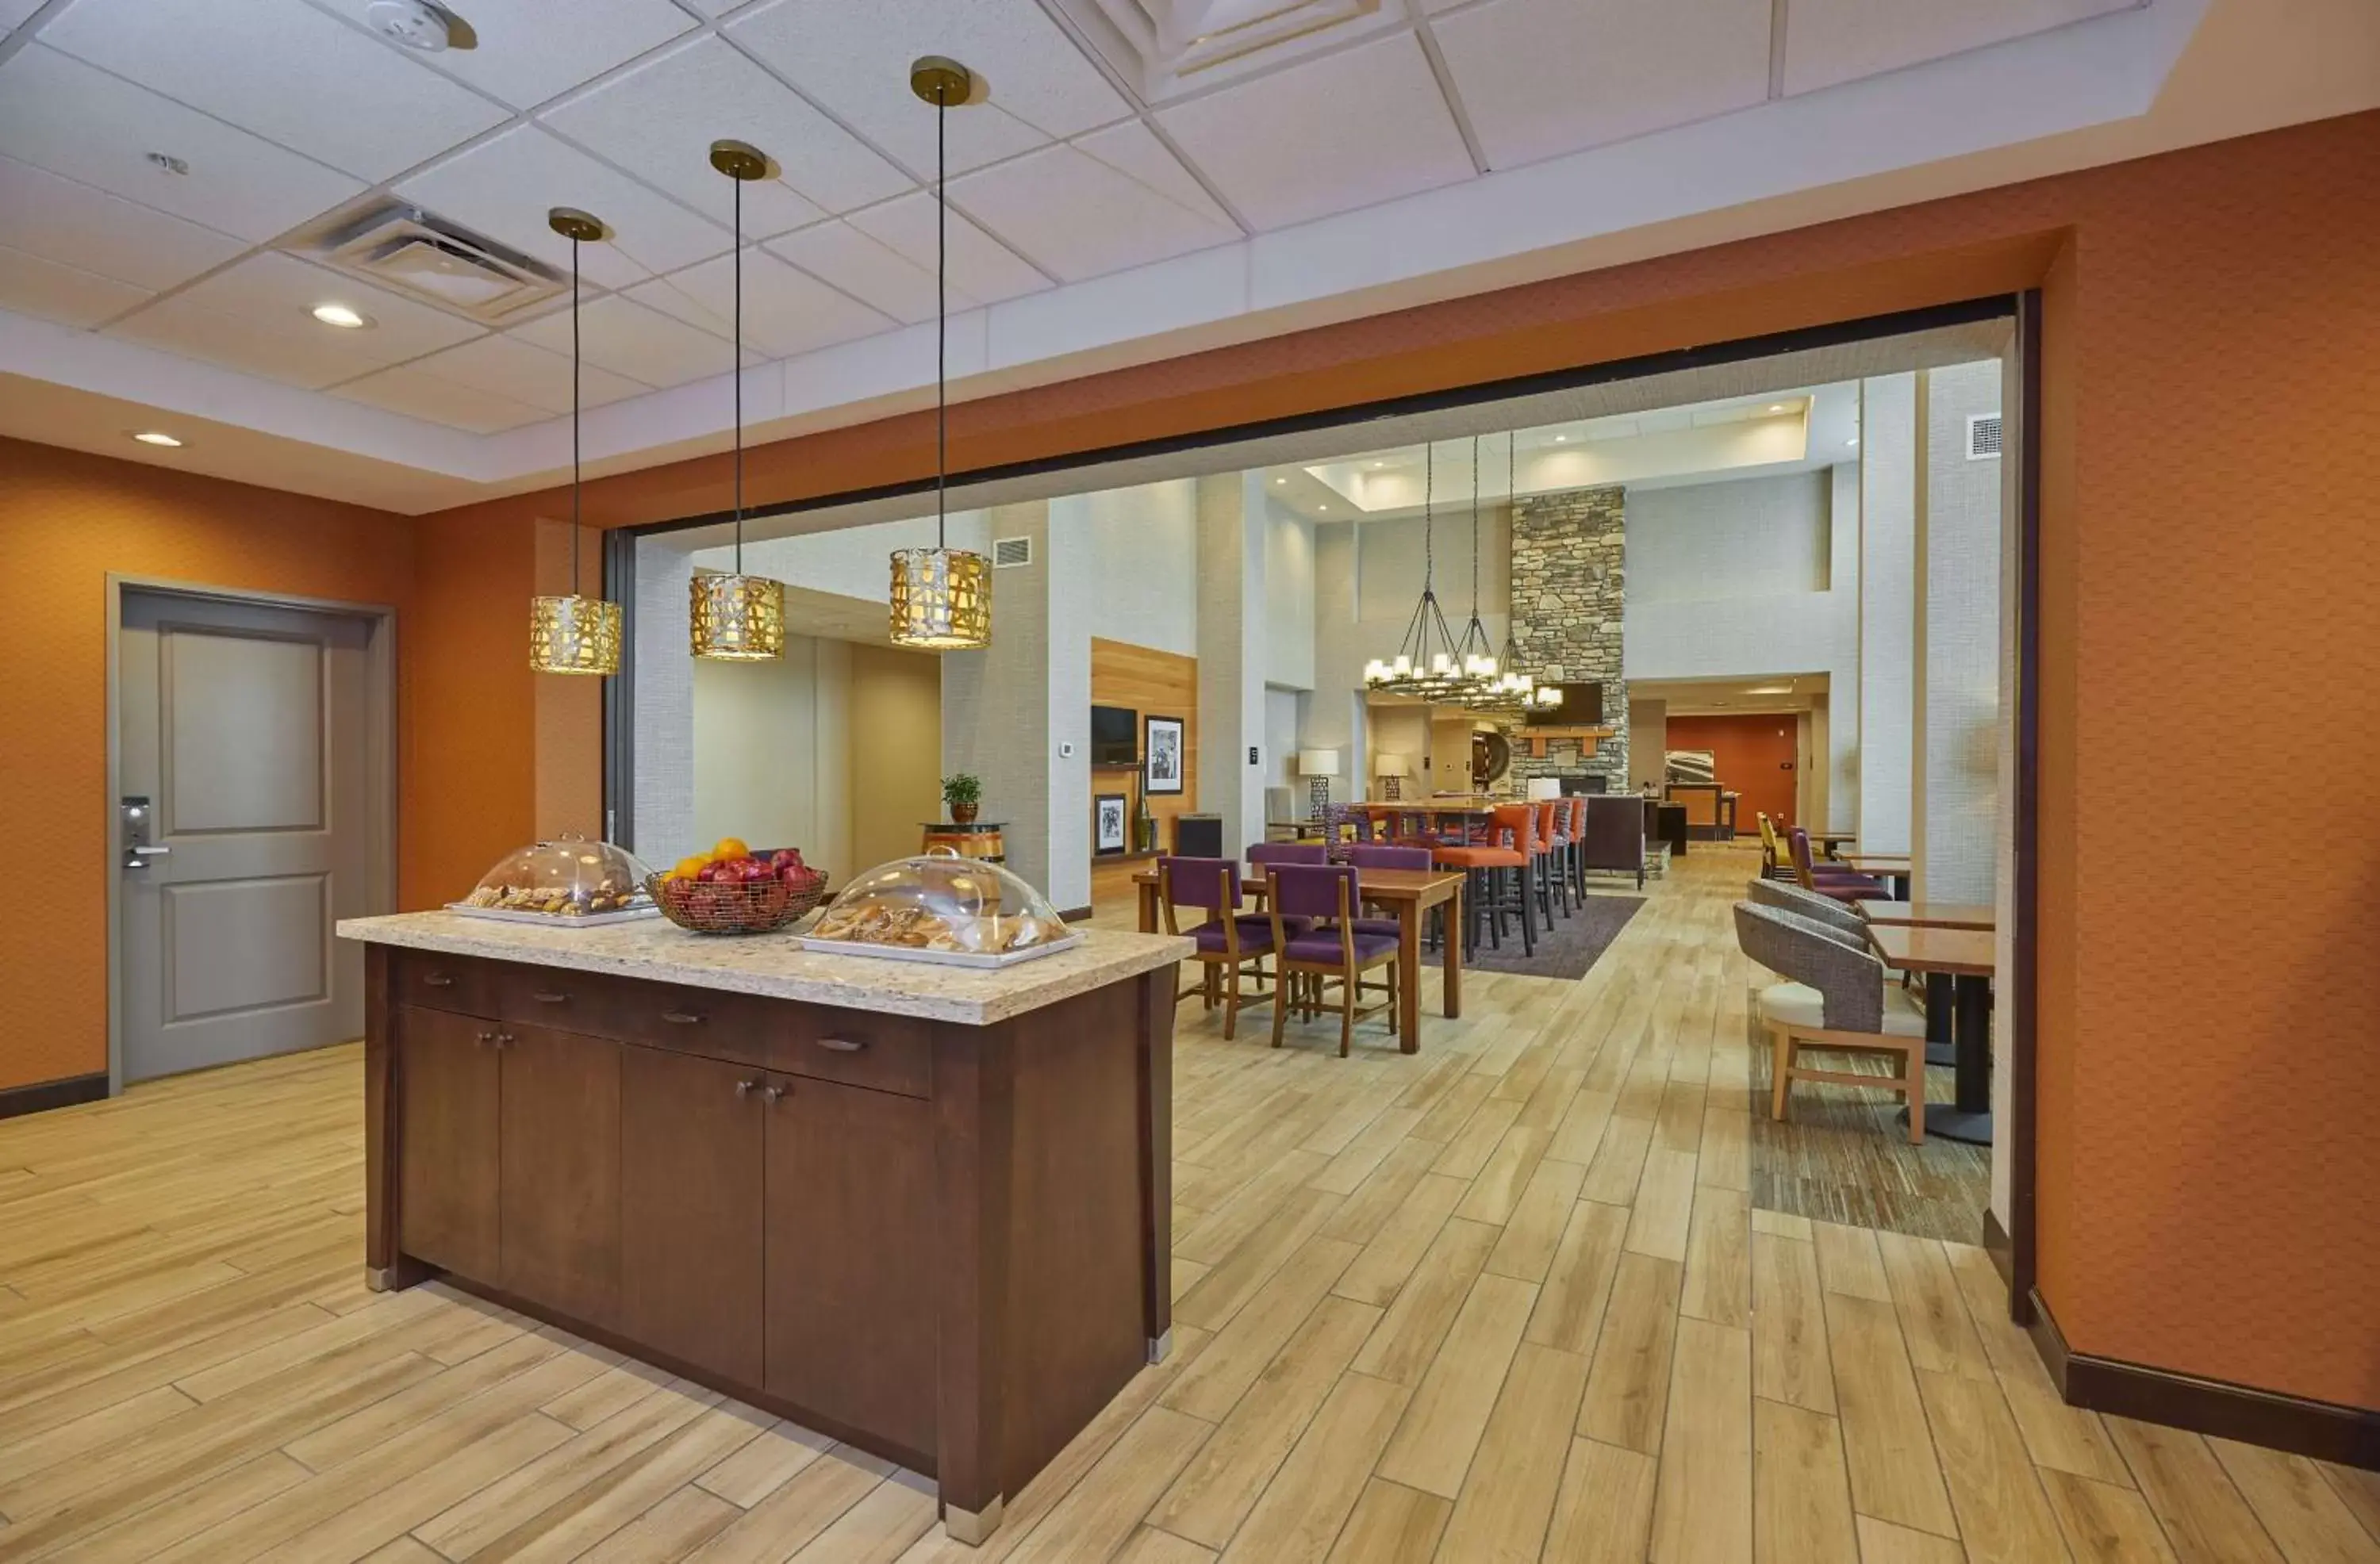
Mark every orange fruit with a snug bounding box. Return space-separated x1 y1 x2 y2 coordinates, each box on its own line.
672 855 708 881
712 837 750 862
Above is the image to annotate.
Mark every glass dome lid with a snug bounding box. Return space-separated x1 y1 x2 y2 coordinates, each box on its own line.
806 850 1072 955
459 834 654 918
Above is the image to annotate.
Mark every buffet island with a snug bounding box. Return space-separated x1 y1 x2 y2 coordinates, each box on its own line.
336 868 1190 1547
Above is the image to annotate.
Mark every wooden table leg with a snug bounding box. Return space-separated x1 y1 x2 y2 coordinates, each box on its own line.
1397 901 1422 1054
1138 881 1157 933
1440 884 1463 1020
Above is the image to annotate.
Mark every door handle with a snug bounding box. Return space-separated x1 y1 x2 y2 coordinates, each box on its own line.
810 1037 864 1053
128 845 172 859
735 1078 758 1098
759 1083 787 1105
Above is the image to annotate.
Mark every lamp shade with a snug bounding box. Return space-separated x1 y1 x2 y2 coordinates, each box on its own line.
1297 749 1341 777
889 546 991 650
1374 752 1409 777
1526 777 1564 802
529 593 621 675
690 572 785 661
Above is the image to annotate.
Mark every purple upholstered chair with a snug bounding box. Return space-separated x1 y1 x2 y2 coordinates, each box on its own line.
1787 828 1890 903
1345 844 1432 938
1267 864 1401 1056
1157 856 1276 1040
1249 841 1329 868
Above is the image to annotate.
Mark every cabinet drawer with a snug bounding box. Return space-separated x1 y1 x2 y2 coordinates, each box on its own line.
390 950 499 1016
770 1006 933 1099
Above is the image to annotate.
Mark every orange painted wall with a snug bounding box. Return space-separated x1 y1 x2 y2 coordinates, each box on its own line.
1663 715 1799 834
0 439 420 1092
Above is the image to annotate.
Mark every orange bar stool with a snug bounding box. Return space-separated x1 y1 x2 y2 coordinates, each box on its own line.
1433 803 1534 957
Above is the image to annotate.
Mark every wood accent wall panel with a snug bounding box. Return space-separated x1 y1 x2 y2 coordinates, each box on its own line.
1090 638 1199 857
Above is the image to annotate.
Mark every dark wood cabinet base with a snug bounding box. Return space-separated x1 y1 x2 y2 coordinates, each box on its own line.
360 942 1177 1542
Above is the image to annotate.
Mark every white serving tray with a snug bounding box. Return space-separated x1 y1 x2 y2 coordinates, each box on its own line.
797 931 1085 968
444 903 661 928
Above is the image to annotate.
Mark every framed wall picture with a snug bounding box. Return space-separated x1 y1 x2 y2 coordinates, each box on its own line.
1144 715 1185 795
1093 793 1129 856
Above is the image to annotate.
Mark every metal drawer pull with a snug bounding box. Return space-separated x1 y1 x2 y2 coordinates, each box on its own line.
531 991 569 1004
812 1037 865 1052
760 1084 787 1104
422 973 455 987
475 1029 497 1046
660 1010 704 1025
493 1032 514 1049
735 1079 758 1098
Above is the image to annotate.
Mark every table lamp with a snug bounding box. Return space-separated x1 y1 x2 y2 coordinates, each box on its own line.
1374 752 1409 802
1297 749 1340 822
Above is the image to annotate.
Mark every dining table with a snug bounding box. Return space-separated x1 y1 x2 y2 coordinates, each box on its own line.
1809 830 1861 861
1864 922 1995 1144
1837 853 1914 899
1860 902 1996 1064
1134 864 1464 1053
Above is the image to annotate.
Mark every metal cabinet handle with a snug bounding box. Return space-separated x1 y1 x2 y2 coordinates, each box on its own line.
811 1037 864 1053
475 1029 497 1046
735 1079 758 1098
422 973 455 988
493 1032 514 1049
660 1010 704 1025
760 1083 787 1105
531 991 569 1004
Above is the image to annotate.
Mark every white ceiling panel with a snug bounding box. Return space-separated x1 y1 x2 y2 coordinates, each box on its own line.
1432 0 1773 170
106 292 414 389
1073 121 1236 228
0 243 152 328
0 45 365 242
2 0 45 29
328 362 553 432
157 252 487 362
950 140 1240 283
508 293 761 388
1783 0 2137 96
0 155 248 292
542 36 912 236
389 333 651 414
626 247 891 360
724 0 1130 177
844 194 1051 305
1154 33 1475 230
395 125 732 291
310 0 698 110
41 0 507 183
764 222 942 324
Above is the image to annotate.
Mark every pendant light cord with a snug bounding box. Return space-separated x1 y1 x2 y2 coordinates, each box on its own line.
1422 441 1434 592
731 171 745 575
570 233 582 595
1468 433 1480 611
935 88 948 550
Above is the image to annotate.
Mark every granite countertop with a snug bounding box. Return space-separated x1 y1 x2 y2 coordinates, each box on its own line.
336 911 1193 1027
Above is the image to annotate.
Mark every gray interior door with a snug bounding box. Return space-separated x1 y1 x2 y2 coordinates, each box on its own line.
119 591 379 1083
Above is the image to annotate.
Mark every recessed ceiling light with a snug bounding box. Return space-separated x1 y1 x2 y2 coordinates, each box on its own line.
1553 434 1568 443
1846 437 1860 447
1370 461 1384 469
131 431 183 447
1274 477 1286 485
1317 504 1327 512
310 302 371 329
1768 404 1786 413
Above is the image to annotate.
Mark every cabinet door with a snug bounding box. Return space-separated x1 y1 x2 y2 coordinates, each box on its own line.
620 1045 766 1387
763 1076 938 1456
498 1023 622 1324
394 1005 501 1280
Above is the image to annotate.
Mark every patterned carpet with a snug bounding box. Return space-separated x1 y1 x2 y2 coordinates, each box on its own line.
1463 890 1645 979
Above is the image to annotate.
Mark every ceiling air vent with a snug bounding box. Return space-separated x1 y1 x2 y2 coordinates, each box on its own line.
314 204 565 322
992 536 1034 568
1967 412 2005 461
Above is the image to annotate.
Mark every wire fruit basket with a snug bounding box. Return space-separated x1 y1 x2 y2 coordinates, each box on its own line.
646 864 828 935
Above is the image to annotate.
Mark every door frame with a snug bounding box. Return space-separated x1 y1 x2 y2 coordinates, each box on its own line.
103 575 399 1097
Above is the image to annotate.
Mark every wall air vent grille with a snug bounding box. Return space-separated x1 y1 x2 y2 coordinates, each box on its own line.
992 536 1034 568
313 204 566 322
1967 412 2005 460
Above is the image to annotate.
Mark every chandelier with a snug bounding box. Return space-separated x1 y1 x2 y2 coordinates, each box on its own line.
1467 431 1560 713
889 56 992 650
1362 443 1478 700
689 140 785 661
528 208 622 676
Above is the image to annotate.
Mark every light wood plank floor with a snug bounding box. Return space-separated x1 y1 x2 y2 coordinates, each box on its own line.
1 847 2372 1562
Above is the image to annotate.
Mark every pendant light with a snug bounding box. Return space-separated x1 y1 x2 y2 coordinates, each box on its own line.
689 139 785 661
1452 433 1500 696
1495 431 1560 710
1361 443 1468 700
889 56 992 651
528 207 623 676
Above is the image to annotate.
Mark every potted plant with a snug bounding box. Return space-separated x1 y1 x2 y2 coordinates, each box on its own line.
942 772 983 826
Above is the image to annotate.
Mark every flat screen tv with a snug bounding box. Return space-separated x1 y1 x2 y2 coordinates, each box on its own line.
1090 704 1138 765
1526 680 1605 726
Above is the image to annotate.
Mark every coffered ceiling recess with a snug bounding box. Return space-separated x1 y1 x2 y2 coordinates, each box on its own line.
0 0 2373 512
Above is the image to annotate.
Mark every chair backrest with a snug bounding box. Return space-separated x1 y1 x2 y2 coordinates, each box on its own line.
1745 878 1866 941
1249 842 1328 868
1580 795 1645 869
1157 856 1238 913
1732 902 1885 1033
1532 799 1560 849
1784 826 1821 891
1567 796 1587 841
1348 844 1431 870
1643 797 1661 838
1491 802 1536 853
1269 863 1358 921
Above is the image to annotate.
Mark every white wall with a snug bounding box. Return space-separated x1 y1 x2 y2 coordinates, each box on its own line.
1858 373 1918 853
701 511 982 604
1265 504 1316 690
689 634 852 882
1917 360 2005 903
1078 479 1198 657
1626 472 1830 604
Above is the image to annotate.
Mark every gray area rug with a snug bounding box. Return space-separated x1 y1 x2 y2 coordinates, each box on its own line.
1463 892 1645 980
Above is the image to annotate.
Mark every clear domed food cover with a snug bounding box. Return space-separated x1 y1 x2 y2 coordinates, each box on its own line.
452 834 657 922
804 850 1079 965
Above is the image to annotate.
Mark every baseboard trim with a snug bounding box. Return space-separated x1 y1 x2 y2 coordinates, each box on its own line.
2028 1287 2378 1470
0 1071 109 1121
1980 1209 2026 1324
1058 905 1095 924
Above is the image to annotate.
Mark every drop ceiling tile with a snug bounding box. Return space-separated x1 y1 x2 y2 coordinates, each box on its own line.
542 36 912 236
393 333 650 414
764 222 941 324
723 0 1130 176
0 243 152 328
949 140 1239 283
1072 121 1236 228
106 293 408 389
41 0 508 182
396 125 732 291
1431 0 1772 170
508 293 761 388
329 362 554 432
313 0 697 110
1783 0 2135 96
0 46 365 243
2 0 44 29
166 253 487 362
627 247 891 359
0 155 248 292
1154 33 1474 230
845 194 1051 305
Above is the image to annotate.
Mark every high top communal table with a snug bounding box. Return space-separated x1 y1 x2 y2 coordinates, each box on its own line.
1863 921 1996 1145
338 910 1192 1547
